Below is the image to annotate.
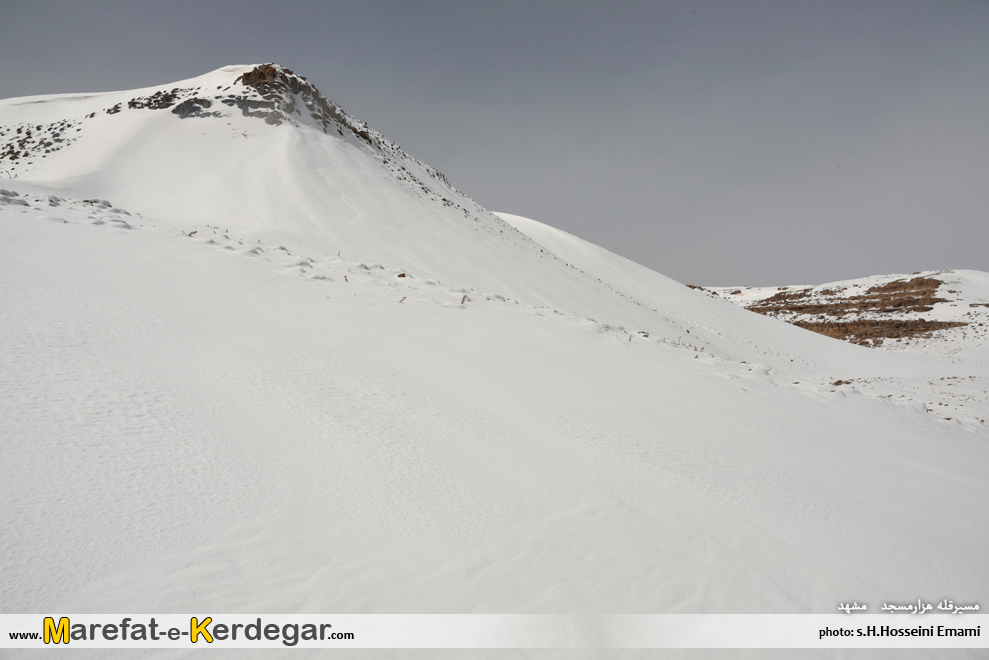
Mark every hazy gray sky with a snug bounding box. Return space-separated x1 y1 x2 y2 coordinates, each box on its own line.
3 1 987 285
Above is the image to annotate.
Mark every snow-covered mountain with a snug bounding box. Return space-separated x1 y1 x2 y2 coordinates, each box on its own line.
0 63 894 368
2 65 988 657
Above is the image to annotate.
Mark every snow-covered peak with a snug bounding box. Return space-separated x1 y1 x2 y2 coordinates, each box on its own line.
227 63 376 142
0 63 450 186
1 63 505 290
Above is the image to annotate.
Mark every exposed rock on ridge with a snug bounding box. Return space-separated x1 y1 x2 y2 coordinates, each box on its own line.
234 64 357 135
713 273 977 347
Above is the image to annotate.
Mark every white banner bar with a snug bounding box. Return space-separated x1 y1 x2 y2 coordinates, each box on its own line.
1 614 985 649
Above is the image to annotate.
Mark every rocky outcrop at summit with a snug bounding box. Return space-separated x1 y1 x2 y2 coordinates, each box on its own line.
233 64 373 142
236 64 295 96
72 63 382 144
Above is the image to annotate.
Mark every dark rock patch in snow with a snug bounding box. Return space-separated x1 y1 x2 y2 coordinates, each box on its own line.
129 89 185 110
171 98 217 119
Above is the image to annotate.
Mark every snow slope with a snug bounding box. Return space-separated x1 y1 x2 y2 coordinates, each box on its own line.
2 66 988 658
497 212 989 429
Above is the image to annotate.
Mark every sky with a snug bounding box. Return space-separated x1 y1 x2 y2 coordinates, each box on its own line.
2 0 988 286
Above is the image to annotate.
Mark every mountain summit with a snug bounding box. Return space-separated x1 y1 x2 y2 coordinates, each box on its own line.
2 63 425 167
0 64 458 226
228 63 399 151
